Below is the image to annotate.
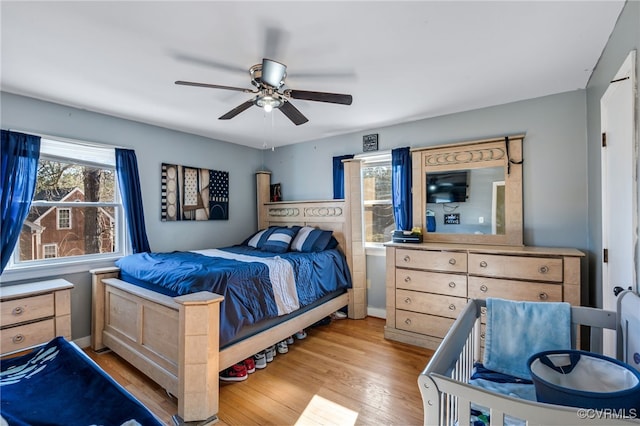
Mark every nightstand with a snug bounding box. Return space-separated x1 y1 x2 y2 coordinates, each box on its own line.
1 279 74 355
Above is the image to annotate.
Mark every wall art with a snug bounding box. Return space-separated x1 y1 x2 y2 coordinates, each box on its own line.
161 163 229 221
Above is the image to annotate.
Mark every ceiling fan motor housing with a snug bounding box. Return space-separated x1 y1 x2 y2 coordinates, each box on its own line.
258 58 287 88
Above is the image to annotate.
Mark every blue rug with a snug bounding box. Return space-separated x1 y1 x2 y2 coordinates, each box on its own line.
1 337 163 426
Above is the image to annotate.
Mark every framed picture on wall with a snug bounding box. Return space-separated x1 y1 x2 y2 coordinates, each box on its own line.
270 183 282 202
161 163 229 221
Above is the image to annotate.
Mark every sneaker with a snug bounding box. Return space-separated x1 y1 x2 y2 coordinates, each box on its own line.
253 352 267 369
265 345 275 362
243 357 256 374
220 363 248 382
277 340 288 354
332 310 347 320
294 330 307 340
286 336 294 345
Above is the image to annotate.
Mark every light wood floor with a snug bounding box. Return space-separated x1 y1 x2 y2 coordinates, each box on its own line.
85 316 434 426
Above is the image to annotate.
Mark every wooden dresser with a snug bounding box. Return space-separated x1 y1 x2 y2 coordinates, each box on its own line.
0 279 73 355
385 243 583 349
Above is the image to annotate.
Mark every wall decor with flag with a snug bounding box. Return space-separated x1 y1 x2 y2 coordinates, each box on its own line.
161 163 229 221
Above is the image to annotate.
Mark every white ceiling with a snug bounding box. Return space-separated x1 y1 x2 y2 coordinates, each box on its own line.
1 1 625 149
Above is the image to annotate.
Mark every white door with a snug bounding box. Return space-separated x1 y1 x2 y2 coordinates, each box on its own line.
601 50 637 357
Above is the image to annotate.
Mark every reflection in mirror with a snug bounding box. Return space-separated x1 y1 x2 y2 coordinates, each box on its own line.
426 166 505 235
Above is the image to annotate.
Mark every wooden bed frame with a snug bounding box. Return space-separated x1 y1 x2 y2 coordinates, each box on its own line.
90 161 365 425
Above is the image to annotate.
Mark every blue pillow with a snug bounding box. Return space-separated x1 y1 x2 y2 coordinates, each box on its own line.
244 227 278 249
290 226 334 252
326 236 339 250
261 227 300 253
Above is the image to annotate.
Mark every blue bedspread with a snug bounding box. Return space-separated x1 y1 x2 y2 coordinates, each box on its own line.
0 337 163 426
115 246 352 346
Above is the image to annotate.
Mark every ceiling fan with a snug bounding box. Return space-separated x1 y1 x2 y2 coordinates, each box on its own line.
175 58 353 125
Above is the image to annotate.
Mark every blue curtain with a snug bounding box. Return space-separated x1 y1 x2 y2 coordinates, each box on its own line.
392 147 412 231
1 130 41 273
332 154 354 199
115 149 151 253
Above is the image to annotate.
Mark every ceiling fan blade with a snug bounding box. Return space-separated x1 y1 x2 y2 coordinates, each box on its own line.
279 101 309 126
287 90 353 105
263 26 289 60
171 52 247 74
175 80 255 93
219 100 255 120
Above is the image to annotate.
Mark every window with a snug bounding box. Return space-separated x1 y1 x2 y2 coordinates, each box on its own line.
6 137 125 271
43 244 58 259
360 153 396 244
57 208 71 229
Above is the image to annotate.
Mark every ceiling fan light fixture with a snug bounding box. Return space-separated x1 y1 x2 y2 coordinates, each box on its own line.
255 95 282 112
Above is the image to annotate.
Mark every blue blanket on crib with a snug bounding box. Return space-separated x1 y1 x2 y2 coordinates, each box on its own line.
0 337 162 426
483 297 571 380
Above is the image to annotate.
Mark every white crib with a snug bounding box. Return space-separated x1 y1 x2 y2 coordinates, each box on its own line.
418 291 640 426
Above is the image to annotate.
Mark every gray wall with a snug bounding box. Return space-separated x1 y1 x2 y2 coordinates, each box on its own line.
264 91 591 310
585 0 640 307
265 91 590 249
0 92 263 339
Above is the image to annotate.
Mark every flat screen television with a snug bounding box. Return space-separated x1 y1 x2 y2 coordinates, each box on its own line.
426 170 469 203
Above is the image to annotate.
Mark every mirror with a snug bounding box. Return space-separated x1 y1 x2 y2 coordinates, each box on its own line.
412 135 523 246
425 166 505 235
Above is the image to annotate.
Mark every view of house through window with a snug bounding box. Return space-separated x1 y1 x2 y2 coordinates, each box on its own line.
10 138 123 267
361 154 395 244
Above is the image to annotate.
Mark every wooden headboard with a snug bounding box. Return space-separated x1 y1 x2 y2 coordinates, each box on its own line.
255 161 366 319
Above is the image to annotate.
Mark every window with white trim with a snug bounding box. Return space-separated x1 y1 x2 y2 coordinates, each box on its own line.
43 244 58 259
6 137 125 270
57 208 71 229
360 153 396 244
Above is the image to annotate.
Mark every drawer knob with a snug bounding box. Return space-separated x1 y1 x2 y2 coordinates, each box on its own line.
448 281 456 288
403 255 411 263
539 265 549 274
448 304 456 311
449 258 456 265
480 332 485 340
481 307 487 316
12 334 25 344
480 284 488 293
404 276 411 283
479 261 488 268
404 297 412 304
12 306 24 316
538 292 548 300
404 318 412 325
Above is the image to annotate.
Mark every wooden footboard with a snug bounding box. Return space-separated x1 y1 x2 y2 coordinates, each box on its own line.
91 267 350 424
91 267 223 424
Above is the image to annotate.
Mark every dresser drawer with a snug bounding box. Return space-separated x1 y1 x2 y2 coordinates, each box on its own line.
395 310 455 338
396 289 467 319
1 294 55 327
0 319 55 353
468 276 562 302
396 249 467 273
396 269 467 297
468 253 563 282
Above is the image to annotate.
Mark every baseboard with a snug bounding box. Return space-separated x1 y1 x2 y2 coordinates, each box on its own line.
367 307 386 319
73 335 91 349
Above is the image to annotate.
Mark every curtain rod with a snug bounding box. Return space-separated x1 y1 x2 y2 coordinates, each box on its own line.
5 128 133 150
